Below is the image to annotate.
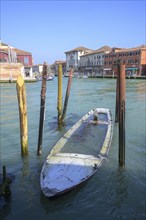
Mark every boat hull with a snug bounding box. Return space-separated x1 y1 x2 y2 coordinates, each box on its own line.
40 108 113 198
41 153 103 198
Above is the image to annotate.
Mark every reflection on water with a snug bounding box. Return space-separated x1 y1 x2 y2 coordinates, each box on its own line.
0 78 146 220
105 169 129 217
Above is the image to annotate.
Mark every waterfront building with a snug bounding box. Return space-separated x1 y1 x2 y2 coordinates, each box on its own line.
51 60 66 76
65 44 146 77
0 42 17 63
104 45 146 76
79 46 111 77
14 48 33 77
32 64 43 77
0 42 33 78
65 46 93 75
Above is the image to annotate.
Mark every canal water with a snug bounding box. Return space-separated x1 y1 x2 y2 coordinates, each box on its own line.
0 77 145 220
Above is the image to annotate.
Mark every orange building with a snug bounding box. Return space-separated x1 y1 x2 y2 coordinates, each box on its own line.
104 45 146 76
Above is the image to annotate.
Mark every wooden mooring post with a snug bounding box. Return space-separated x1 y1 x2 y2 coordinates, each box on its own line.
118 64 126 167
37 62 47 156
115 65 120 122
61 68 73 124
16 75 28 156
57 64 63 125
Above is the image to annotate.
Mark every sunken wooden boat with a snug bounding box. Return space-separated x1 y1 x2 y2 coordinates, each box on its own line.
40 108 113 198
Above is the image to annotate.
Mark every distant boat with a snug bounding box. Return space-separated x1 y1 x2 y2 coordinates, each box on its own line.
40 108 113 198
37 74 54 81
64 72 69 77
47 75 54 81
82 75 88 79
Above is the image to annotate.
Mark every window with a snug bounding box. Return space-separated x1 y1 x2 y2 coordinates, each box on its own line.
135 59 139 63
24 56 29 65
128 60 134 64
136 51 140 55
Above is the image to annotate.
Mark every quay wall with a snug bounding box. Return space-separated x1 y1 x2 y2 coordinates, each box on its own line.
0 63 24 81
0 63 37 82
88 75 146 79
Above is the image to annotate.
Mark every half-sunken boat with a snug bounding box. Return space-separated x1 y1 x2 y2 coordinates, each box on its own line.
40 108 113 198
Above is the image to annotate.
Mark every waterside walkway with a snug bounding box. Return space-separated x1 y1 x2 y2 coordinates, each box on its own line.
0 77 37 83
88 75 146 79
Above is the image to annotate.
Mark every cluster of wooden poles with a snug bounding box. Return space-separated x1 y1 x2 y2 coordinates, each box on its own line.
15 63 126 167
16 62 73 157
37 63 73 155
1 62 72 199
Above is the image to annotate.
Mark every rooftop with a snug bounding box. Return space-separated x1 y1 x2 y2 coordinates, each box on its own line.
81 45 112 56
0 42 32 55
65 46 94 54
112 45 146 53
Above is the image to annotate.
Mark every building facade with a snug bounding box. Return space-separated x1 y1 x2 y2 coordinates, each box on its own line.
65 47 93 74
65 44 146 77
0 43 17 63
79 46 111 77
51 60 66 76
32 64 43 77
104 45 146 76
0 42 33 77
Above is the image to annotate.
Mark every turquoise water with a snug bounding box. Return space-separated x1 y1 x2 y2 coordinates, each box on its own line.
0 77 146 220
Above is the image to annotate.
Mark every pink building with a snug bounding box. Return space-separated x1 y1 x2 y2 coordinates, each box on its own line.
0 42 33 77
15 48 33 66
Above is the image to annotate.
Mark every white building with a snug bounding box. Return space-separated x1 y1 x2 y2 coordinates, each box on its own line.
79 46 111 77
32 64 43 76
65 46 93 74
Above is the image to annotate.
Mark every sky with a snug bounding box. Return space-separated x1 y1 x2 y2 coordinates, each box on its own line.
1 0 146 64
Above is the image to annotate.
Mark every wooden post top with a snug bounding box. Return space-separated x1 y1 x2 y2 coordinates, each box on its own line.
17 75 24 87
